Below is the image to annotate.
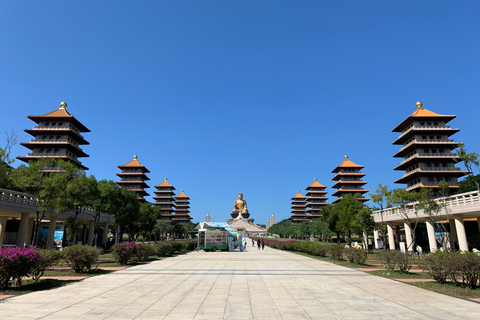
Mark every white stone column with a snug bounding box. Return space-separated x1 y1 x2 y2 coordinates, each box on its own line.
373 229 380 249
425 218 438 253
46 216 58 249
16 212 30 248
87 220 95 246
449 218 458 250
453 214 469 252
404 222 414 252
362 230 368 250
0 216 7 247
25 218 35 246
387 223 395 250
102 222 109 247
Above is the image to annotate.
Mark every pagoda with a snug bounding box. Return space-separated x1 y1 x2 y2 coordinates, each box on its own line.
153 178 176 222
288 191 309 224
17 102 90 170
331 156 369 203
116 155 150 202
172 190 193 225
305 178 329 220
392 102 469 194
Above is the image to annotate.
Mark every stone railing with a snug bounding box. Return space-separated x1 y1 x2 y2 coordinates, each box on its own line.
0 188 40 207
372 190 480 222
0 188 107 221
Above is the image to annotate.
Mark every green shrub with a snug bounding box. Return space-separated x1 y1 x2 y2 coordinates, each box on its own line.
64 245 101 273
155 243 173 257
111 242 139 265
330 245 344 260
171 242 183 253
182 240 195 251
0 247 41 288
31 249 63 281
452 252 480 289
377 250 398 271
395 252 413 273
345 248 368 264
136 243 156 261
420 251 453 283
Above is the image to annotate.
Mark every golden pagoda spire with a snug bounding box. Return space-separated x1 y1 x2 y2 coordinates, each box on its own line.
344 155 348 160
59 101 67 109
133 155 138 160
314 178 317 181
416 101 423 109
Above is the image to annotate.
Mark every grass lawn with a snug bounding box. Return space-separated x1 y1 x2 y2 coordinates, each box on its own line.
283 247 480 300
409 282 480 299
0 279 77 296
0 250 192 297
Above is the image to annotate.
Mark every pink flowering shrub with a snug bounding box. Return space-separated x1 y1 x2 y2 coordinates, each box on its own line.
0 246 41 289
112 242 139 265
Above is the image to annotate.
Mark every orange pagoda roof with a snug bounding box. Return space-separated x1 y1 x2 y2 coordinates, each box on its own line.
155 178 175 189
392 102 456 132
292 191 307 199
117 155 151 172
28 102 90 132
331 156 364 173
306 178 326 189
175 190 189 199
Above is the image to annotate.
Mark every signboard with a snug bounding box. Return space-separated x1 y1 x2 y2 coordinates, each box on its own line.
54 226 64 247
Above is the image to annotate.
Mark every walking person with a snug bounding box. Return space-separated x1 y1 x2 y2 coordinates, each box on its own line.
257 239 261 250
252 239 255 247
261 239 265 250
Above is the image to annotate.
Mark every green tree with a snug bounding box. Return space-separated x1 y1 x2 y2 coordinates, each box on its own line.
321 204 341 242
456 143 480 191
389 188 430 251
181 223 196 239
370 183 392 242
91 179 121 246
58 174 99 245
351 206 375 249
153 221 174 241
310 219 333 241
115 188 140 243
0 130 18 190
458 174 480 193
299 220 311 240
134 202 160 241
335 193 364 242
10 159 79 245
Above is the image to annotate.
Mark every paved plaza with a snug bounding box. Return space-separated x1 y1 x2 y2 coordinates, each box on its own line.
2 244 480 319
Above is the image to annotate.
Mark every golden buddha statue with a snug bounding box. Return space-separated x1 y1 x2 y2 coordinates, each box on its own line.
232 192 249 218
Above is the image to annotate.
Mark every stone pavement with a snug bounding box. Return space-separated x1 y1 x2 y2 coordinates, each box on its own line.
1 244 480 319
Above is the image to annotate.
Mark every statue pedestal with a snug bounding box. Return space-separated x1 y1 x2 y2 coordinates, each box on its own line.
227 217 255 224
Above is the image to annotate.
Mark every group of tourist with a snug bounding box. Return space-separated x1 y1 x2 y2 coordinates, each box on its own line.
250 238 265 250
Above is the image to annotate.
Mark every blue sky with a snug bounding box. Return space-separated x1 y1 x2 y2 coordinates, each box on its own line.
1 1 479 224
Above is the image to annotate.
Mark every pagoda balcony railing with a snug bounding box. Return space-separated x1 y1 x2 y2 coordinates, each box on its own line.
398 139 455 152
405 181 458 191
402 167 462 178
337 171 362 174
28 140 85 152
334 187 366 191
400 152 457 165
119 179 146 183
31 126 85 139
26 153 82 163
398 125 454 140
335 179 364 182
29 139 70 143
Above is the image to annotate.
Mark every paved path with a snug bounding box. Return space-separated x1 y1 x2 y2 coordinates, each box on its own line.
1 245 480 319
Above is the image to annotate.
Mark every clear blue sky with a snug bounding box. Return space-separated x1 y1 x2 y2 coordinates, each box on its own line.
1 1 480 224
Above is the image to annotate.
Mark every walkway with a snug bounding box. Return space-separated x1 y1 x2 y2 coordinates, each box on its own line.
1 245 480 319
